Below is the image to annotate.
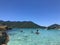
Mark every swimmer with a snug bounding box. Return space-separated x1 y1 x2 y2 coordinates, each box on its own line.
20 30 23 32
35 30 39 34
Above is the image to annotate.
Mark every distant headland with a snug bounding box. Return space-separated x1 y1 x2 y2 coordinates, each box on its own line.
0 20 60 30
47 24 60 30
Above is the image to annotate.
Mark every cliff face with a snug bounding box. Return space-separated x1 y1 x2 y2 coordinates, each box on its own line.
47 24 60 30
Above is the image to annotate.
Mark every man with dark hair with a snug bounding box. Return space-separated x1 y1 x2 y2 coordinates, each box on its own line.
0 31 9 45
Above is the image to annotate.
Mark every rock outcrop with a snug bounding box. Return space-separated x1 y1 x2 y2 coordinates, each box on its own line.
0 25 8 30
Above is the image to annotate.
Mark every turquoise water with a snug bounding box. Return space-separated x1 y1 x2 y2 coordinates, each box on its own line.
7 28 60 45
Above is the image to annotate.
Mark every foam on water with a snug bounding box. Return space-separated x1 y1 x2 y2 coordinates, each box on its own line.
7 28 60 45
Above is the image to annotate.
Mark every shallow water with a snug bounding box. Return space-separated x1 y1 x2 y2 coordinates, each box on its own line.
7 28 60 45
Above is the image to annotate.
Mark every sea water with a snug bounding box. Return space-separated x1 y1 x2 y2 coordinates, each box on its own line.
7 28 60 45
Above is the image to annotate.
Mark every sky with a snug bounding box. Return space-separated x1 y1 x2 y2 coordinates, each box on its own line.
0 0 60 26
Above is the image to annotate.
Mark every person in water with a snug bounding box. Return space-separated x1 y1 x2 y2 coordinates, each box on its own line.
35 30 39 34
20 30 23 32
31 31 33 33
0 31 9 45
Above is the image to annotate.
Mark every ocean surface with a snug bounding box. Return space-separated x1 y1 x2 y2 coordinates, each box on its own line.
7 28 60 45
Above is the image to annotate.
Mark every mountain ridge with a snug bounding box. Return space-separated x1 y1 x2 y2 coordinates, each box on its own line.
0 20 46 29
47 24 60 30
0 20 60 30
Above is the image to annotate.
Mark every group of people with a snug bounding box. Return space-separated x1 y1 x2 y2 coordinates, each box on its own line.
20 30 40 35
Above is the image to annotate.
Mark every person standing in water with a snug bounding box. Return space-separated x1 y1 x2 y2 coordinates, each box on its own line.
35 30 39 34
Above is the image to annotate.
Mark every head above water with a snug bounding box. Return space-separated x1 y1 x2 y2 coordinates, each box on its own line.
37 30 39 31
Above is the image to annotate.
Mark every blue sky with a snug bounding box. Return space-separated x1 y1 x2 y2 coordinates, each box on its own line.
0 0 60 26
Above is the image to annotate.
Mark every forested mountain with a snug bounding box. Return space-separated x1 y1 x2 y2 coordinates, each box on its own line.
0 20 46 28
47 24 60 30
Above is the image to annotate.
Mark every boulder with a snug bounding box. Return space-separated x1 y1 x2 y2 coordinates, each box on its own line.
0 25 8 30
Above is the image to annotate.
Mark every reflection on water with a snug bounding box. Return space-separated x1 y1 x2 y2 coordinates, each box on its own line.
7 28 60 45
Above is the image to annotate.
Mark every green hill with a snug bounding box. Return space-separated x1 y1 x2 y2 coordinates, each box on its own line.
47 24 60 30
0 20 46 29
